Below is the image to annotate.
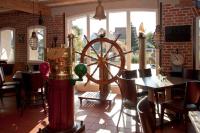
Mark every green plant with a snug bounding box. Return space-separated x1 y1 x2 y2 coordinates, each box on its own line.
131 54 139 63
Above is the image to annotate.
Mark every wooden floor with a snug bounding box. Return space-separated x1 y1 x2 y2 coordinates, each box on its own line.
0 92 196 133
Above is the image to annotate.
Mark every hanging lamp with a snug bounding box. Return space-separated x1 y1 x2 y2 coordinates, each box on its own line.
93 0 106 20
29 0 38 50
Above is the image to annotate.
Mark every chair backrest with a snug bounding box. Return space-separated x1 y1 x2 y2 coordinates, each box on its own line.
121 69 137 79
0 71 4 88
185 81 200 105
183 69 196 80
22 72 44 93
138 68 152 77
137 96 156 133
0 66 5 82
2 64 14 76
118 76 137 106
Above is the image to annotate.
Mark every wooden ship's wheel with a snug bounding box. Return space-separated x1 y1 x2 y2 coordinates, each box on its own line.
78 35 131 106
80 36 125 85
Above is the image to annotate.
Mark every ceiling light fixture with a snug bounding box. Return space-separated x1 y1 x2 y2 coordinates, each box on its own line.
93 0 106 20
29 0 38 50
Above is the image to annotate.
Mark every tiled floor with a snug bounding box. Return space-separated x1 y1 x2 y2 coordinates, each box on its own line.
0 93 194 133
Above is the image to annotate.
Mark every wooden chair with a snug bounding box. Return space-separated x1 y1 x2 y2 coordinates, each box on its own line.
160 81 200 126
0 72 18 105
171 68 196 99
117 76 139 132
138 68 152 78
182 68 197 80
137 96 156 133
121 69 148 97
21 72 47 115
138 68 163 113
0 66 19 86
121 69 138 79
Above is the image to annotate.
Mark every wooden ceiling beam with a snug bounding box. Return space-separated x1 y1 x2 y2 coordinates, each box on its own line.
46 0 121 7
46 0 97 7
0 0 51 16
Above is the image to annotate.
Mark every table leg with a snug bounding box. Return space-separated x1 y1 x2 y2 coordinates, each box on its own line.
165 87 171 101
148 89 154 102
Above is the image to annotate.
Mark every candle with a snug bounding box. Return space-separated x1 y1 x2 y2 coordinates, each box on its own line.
139 22 145 37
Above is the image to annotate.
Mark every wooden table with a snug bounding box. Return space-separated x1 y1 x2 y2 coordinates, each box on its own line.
189 111 200 133
78 92 117 108
135 76 188 102
12 71 41 108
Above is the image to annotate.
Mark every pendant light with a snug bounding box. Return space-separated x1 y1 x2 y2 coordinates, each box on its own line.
29 0 38 50
93 0 106 20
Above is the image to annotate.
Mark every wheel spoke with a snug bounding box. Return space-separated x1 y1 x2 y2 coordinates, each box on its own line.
104 63 120 86
104 63 114 79
114 34 121 42
85 54 98 61
90 64 99 78
107 54 120 61
115 80 120 87
75 51 81 54
106 50 133 61
91 45 100 58
107 62 121 69
76 51 97 61
123 50 134 55
87 62 98 66
104 45 113 58
100 40 103 57
84 35 90 43
84 79 90 86
84 64 99 86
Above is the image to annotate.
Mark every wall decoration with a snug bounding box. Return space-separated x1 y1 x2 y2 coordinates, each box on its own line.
17 34 25 43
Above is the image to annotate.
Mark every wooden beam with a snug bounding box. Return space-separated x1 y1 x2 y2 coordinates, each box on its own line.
46 0 97 7
0 0 51 16
46 0 122 7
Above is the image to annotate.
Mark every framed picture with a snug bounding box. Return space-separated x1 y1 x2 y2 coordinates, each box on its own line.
17 34 25 43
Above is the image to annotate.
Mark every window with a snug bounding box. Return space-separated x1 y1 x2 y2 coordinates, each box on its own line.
70 16 87 55
0 28 15 63
68 16 87 81
90 15 106 39
131 11 156 68
27 26 46 62
109 12 127 43
67 10 157 85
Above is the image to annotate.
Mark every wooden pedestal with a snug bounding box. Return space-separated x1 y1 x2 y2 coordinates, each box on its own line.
39 79 85 133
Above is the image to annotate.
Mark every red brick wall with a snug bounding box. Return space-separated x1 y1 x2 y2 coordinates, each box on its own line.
162 4 194 72
0 11 65 63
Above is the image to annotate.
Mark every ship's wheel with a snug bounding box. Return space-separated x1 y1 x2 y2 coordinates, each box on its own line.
79 35 127 86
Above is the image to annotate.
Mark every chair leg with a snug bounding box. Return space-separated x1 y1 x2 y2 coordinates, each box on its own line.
20 99 25 116
0 91 3 105
160 105 165 127
154 91 160 114
117 104 123 128
135 109 139 133
41 88 46 114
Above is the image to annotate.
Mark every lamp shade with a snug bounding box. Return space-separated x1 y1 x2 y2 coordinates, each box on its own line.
29 31 38 50
93 1 106 20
